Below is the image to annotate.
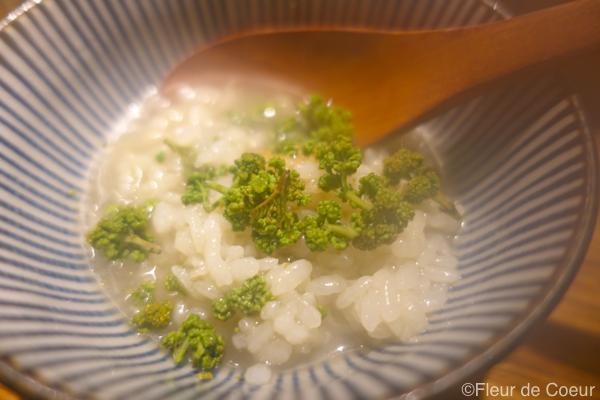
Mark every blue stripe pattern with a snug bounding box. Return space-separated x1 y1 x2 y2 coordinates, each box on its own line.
0 0 597 399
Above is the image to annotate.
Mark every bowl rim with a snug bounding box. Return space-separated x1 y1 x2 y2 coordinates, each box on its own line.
404 93 599 399
0 1 598 399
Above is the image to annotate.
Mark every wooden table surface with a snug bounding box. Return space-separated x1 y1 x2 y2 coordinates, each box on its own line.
1 1 598 399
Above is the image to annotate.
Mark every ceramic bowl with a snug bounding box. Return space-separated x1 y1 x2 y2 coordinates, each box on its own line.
0 1 597 399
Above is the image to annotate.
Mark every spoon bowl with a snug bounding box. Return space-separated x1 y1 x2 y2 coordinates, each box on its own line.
165 0 600 145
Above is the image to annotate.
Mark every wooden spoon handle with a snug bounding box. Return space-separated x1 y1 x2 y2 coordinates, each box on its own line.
357 0 600 144
435 0 600 92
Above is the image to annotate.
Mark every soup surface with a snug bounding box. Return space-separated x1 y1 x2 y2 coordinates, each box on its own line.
83 82 460 383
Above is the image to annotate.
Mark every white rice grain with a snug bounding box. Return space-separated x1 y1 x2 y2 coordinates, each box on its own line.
245 364 272 385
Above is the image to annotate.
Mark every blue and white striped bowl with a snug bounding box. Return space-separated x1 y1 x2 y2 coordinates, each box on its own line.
1 1 597 399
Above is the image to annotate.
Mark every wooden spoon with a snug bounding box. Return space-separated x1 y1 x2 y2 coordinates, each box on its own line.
164 0 600 146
